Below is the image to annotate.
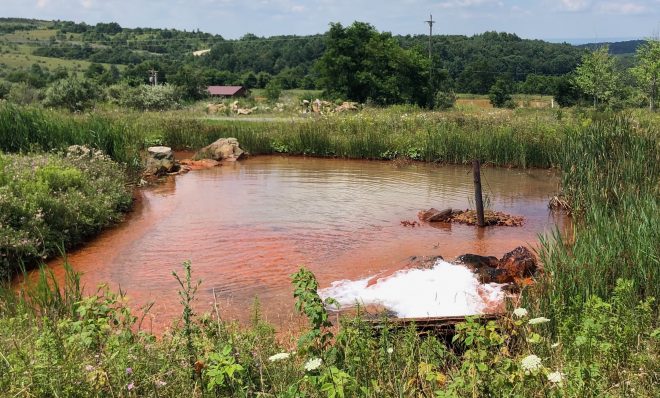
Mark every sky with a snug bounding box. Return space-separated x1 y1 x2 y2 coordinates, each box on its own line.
2 0 659 42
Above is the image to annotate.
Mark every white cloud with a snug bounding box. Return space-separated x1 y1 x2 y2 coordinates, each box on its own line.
598 2 646 14
80 0 94 9
36 0 50 8
557 0 590 12
437 0 499 9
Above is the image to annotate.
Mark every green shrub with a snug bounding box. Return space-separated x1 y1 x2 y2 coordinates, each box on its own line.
434 90 456 110
43 76 101 112
119 84 180 111
6 82 42 105
0 151 131 278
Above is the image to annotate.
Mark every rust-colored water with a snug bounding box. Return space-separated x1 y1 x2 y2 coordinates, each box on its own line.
29 156 567 331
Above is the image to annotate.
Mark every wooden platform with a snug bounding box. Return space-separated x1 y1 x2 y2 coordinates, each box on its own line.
365 313 502 336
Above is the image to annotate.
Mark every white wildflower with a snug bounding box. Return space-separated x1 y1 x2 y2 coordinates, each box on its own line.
387 347 393 354
547 371 563 384
528 317 551 325
304 358 322 371
513 308 528 318
521 355 543 373
268 352 291 362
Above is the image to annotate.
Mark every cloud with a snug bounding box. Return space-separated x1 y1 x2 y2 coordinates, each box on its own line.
557 0 590 12
437 0 499 9
36 0 50 8
80 0 93 9
598 2 646 14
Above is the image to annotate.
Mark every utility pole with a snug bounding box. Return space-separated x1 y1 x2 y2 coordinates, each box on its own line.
148 68 159 86
425 13 435 62
425 13 435 91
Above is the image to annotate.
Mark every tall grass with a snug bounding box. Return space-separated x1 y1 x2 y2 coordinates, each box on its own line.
530 114 659 328
0 103 143 169
0 103 567 169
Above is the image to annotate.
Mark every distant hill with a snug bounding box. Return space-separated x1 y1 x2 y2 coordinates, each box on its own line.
0 17 589 94
578 40 647 55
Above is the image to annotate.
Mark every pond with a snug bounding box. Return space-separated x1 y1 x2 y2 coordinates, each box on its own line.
38 156 566 331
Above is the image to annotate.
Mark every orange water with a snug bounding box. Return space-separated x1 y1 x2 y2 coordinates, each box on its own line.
33 156 567 330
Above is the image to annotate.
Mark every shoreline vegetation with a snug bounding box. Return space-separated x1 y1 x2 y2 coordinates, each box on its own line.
0 103 658 397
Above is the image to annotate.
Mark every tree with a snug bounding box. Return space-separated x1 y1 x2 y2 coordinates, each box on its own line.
169 65 206 101
631 38 660 111
315 22 430 106
264 79 282 102
488 78 515 108
572 46 619 107
553 74 582 107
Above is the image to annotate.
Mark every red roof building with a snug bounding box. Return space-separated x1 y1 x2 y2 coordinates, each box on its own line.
207 86 248 97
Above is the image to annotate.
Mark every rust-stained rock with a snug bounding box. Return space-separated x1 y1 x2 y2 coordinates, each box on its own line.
418 208 453 222
179 158 221 170
455 253 499 270
497 246 538 279
456 246 538 286
407 255 444 270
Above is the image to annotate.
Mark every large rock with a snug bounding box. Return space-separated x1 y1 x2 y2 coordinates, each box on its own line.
145 146 178 176
193 138 245 161
417 207 453 222
455 246 538 285
497 246 538 279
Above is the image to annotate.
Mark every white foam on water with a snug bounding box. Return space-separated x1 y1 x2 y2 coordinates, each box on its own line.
320 259 505 318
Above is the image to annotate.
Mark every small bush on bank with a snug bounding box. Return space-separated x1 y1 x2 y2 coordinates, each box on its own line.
0 150 131 278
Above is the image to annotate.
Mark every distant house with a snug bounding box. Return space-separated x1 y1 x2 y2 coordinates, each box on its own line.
207 86 248 98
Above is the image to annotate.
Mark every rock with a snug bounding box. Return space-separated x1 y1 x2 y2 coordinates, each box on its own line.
334 101 359 113
145 146 179 176
407 255 444 270
455 253 499 270
193 138 245 161
417 207 453 222
179 158 221 170
497 246 538 279
473 267 511 284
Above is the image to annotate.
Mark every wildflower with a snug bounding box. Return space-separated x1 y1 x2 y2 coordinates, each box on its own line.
547 371 563 384
387 347 394 354
84 365 95 372
127 382 135 391
521 355 543 373
513 308 528 318
155 380 167 388
268 352 291 362
304 358 322 371
528 317 551 325
125 367 133 375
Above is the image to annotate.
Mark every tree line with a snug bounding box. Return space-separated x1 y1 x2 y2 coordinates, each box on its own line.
0 19 657 110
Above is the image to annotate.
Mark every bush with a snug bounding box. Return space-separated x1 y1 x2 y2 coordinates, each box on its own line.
119 84 180 111
434 90 456 110
0 151 132 278
6 82 42 105
264 79 282 103
43 77 101 112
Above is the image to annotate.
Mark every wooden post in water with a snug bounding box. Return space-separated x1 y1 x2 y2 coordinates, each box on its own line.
472 159 485 227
